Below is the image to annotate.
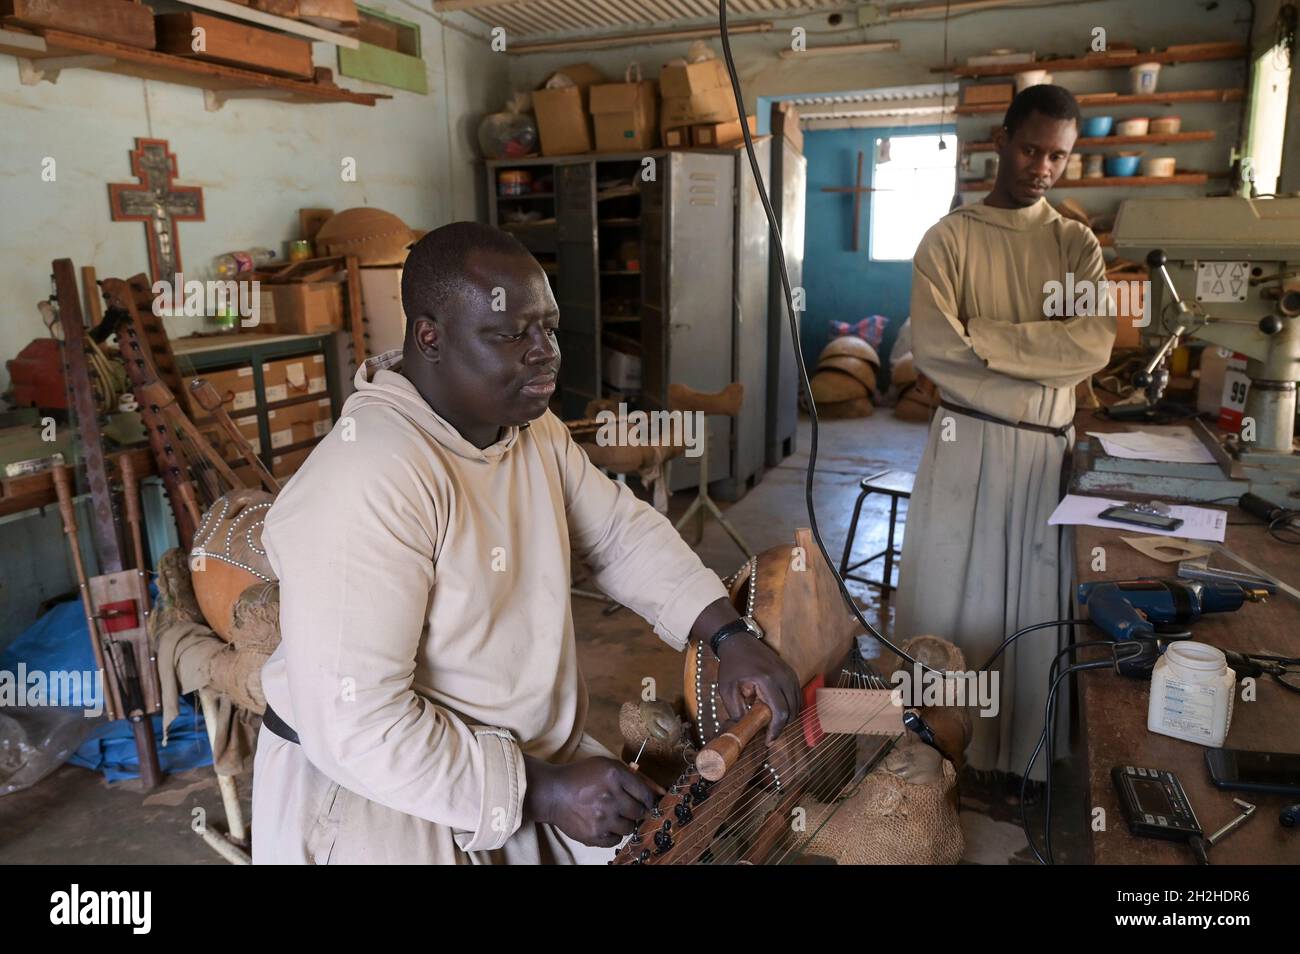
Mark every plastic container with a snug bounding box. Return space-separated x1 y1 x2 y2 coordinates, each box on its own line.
1147 641 1235 746
1131 62 1162 95
497 169 533 196
1114 117 1150 136
1083 154 1105 178
213 248 275 278
1065 154 1082 179
1014 69 1051 92
1104 154 1142 177
1149 115 1182 134
1142 156 1177 177
1080 115 1113 138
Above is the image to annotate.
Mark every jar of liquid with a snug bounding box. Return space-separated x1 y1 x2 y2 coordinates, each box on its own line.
1147 641 1235 747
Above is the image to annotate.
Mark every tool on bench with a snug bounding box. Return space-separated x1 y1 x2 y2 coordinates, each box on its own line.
1188 798 1256 864
1077 578 1267 677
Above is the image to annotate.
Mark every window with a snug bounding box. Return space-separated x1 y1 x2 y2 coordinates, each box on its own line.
869 133 957 261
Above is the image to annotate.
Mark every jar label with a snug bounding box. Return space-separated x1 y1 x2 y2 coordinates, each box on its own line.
1158 678 1220 738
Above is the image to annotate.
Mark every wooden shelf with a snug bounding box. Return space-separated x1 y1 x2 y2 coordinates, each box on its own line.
602 314 641 324
955 87 1244 115
178 0 360 47
600 218 641 226
498 192 555 199
936 42 1245 77
2 28 385 109
958 172 1214 190
962 130 1215 152
601 269 641 275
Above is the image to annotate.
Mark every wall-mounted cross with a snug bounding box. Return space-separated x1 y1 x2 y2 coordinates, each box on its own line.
820 151 881 252
108 138 205 285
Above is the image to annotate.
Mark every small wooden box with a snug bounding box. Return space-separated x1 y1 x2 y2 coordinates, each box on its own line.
155 11 313 79
961 82 1015 106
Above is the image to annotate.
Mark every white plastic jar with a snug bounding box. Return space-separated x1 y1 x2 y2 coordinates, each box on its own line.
1147 641 1235 747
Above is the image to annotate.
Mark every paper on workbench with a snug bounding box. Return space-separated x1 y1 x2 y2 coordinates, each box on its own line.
1048 494 1228 542
1084 426 1217 464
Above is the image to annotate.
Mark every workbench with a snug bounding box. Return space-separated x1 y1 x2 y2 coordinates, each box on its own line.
1073 411 1300 864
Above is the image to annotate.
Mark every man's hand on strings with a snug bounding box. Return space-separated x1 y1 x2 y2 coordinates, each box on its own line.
522 756 663 848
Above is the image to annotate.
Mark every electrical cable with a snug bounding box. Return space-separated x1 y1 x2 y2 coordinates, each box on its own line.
717 0 936 677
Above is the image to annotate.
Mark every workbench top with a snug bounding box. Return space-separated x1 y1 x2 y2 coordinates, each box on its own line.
1074 411 1300 864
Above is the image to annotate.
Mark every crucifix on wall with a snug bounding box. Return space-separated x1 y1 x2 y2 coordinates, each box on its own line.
108 138 205 285
820 151 881 252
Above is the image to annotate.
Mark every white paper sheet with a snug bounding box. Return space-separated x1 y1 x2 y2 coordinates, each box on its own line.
1048 494 1228 542
1084 426 1218 464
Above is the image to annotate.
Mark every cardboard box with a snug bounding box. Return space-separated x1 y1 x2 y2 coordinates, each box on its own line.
590 79 658 152
263 282 344 335
155 12 314 79
603 347 641 391
771 101 803 154
664 127 689 148
533 63 606 156
960 82 1015 106
267 396 333 450
262 354 327 405
659 58 728 98
692 115 756 148
359 266 406 355
660 87 738 130
272 443 318 478
181 366 256 420
1 0 156 49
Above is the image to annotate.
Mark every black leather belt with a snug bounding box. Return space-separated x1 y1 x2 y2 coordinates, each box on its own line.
939 398 1073 439
263 704 301 744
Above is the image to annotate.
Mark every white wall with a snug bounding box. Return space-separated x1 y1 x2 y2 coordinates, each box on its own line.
0 5 510 392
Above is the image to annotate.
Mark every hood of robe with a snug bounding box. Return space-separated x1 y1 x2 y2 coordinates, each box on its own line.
950 196 1061 232
345 349 522 463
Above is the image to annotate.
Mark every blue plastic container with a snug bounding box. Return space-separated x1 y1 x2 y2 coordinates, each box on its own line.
1080 116 1113 137
1104 154 1142 177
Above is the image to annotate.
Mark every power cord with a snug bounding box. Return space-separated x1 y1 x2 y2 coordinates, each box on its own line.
717 0 936 676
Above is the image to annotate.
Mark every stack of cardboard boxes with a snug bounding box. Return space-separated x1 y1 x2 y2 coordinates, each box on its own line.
529 57 757 157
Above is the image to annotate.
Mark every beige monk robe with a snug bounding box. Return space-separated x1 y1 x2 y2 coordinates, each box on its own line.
252 350 728 864
893 198 1115 779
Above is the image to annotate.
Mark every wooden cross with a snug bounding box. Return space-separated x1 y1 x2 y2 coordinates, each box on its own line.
109 138 205 285
820 151 881 252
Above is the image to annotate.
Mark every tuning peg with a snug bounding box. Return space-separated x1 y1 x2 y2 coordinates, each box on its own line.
674 803 693 824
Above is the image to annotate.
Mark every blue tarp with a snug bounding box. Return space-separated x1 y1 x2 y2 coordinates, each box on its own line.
0 596 212 783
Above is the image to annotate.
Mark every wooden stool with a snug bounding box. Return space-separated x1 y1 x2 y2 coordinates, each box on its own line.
669 382 752 559
839 468 914 596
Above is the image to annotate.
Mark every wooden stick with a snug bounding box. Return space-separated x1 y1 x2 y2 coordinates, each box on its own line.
119 453 148 584
696 701 771 781
188 378 281 494
51 464 121 722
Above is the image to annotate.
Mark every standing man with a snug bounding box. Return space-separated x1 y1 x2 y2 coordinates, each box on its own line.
251 222 800 864
894 86 1116 785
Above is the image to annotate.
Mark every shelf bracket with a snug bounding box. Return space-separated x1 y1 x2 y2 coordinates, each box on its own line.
204 88 297 112
18 54 115 85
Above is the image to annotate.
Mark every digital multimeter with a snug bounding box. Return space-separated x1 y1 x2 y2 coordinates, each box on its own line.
1112 765 1203 841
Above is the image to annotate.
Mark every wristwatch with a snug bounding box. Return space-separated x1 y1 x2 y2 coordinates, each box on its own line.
709 616 764 658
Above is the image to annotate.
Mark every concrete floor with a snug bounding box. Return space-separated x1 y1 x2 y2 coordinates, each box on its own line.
0 413 1087 864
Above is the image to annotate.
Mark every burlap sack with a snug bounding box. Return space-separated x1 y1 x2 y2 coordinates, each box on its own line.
806 752 963 865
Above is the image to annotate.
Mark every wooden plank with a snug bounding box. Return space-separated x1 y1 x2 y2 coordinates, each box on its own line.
959 173 1213 191
955 88 1244 115
179 0 360 48
1 0 155 49
962 131 1217 152
32 29 383 105
155 11 313 79
337 40 426 94
936 42 1247 77
1076 413 1300 865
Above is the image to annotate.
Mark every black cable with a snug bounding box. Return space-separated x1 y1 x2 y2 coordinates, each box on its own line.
978 618 1087 672
716 0 937 676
